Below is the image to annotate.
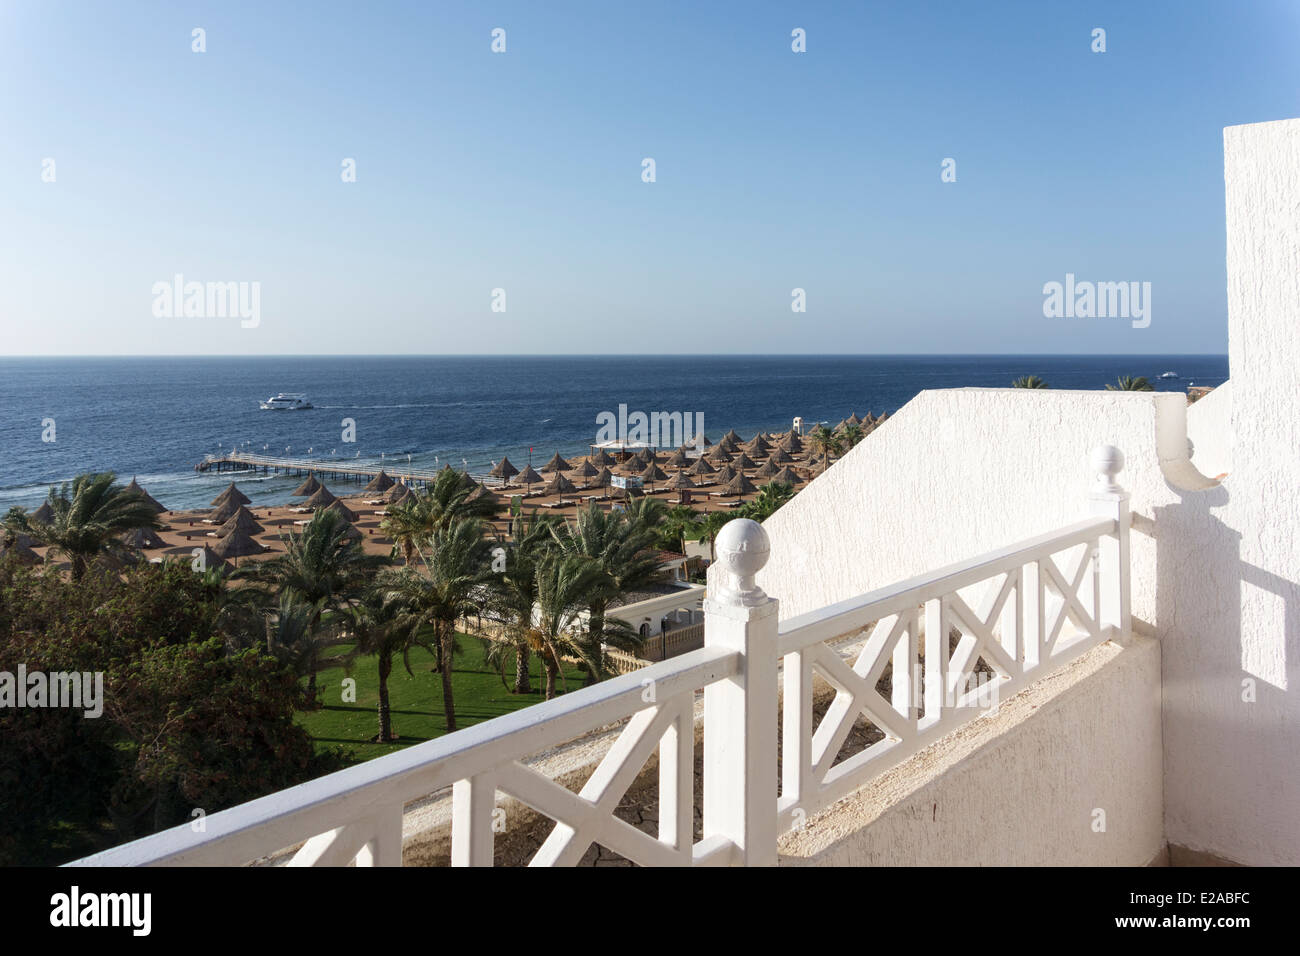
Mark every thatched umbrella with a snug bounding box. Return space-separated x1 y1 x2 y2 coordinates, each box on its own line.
517 465 542 490
122 526 168 550
721 429 741 445
708 446 733 465
591 465 614 488
769 447 794 464
208 497 244 524
781 433 805 453
303 486 339 509
847 412 863 426
490 457 520 482
732 452 757 471
466 481 492 503
125 478 167 514
0 533 40 567
190 543 231 575
687 457 716 478
639 462 669 487
715 465 738 484
32 501 54 524
365 470 395 493
210 482 250 507
832 418 849 433
216 506 264 538
722 472 758 498
541 452 572 473
754 458 779 478
771 465 801 485
668 471 695 491
460 470 476 490
574 460 599 486
325 499 358 522
680 435 712 449
543 472 576 496
740 436 769 457
665 447 691 467
386 482 415 504
590 448 616 467
292 473 323 496
211 527 265 560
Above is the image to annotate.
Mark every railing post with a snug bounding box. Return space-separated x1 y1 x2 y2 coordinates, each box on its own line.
1089 444 1131 642
702 518 779 866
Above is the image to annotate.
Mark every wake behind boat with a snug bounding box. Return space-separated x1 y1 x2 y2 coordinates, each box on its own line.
259 392 313 410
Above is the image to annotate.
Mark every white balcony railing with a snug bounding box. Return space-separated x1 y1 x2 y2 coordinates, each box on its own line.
69 446 1131 867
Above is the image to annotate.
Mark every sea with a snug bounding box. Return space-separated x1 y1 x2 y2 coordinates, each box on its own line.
0 355 1228 513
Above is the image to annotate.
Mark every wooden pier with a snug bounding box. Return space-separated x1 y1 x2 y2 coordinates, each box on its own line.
194 451 500 488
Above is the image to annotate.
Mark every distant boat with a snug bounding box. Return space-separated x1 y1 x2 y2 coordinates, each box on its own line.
260 393 313 410
1160 371 1178 379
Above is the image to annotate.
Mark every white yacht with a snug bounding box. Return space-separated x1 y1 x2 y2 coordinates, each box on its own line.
259 393 313 410
1160 371 1178 379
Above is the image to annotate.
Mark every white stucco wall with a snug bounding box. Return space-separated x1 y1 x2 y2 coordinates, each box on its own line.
780 636 1163 866
1187 381 1231 480
753 117 1300 867
1156 119 1300 866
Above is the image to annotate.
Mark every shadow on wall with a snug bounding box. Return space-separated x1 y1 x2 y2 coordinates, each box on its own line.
1153 477 1300 864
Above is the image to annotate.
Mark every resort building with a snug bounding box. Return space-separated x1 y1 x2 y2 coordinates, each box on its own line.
73 117 1300 867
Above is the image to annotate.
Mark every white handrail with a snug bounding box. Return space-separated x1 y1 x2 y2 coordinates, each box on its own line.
69 646 740 867
69 445 1132 868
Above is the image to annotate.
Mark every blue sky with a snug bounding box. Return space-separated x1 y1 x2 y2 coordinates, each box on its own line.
1 0 1296 356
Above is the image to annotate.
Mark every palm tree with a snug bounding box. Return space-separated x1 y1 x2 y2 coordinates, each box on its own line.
342 587 410 742
1106 375 1155 391
531 553 640 700
840 422 865 449
384 516 492 732
380 468 498 564
741 481 795 521
483 510 557 694
248 508 384 705
1012 375 1049 389
4 473 163 580
551 502 665 682
265 591 329 703
656 505 700 554
695 510 732 561
807 425 842 473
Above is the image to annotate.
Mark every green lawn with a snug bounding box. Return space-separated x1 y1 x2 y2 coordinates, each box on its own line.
297 633 587 763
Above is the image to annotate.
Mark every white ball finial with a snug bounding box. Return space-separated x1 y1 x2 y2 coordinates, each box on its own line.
1091 444 1124 492
714 518 771 606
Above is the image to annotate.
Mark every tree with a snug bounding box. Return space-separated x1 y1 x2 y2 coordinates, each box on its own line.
483 510 557 694
740 481 795 521
696 510 732 561
384 516 492 732
655 505 700 554
1106 375 1155 391
4 473 163 581
342 587 410 742
551 502 665 682
531 554 640 700
840 422 865 449
380 468 498 564
247 508 384 706
807 424 842 473
1012 375 1049 389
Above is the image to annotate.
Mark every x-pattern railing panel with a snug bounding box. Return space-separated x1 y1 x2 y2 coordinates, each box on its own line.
778 517 1120 828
